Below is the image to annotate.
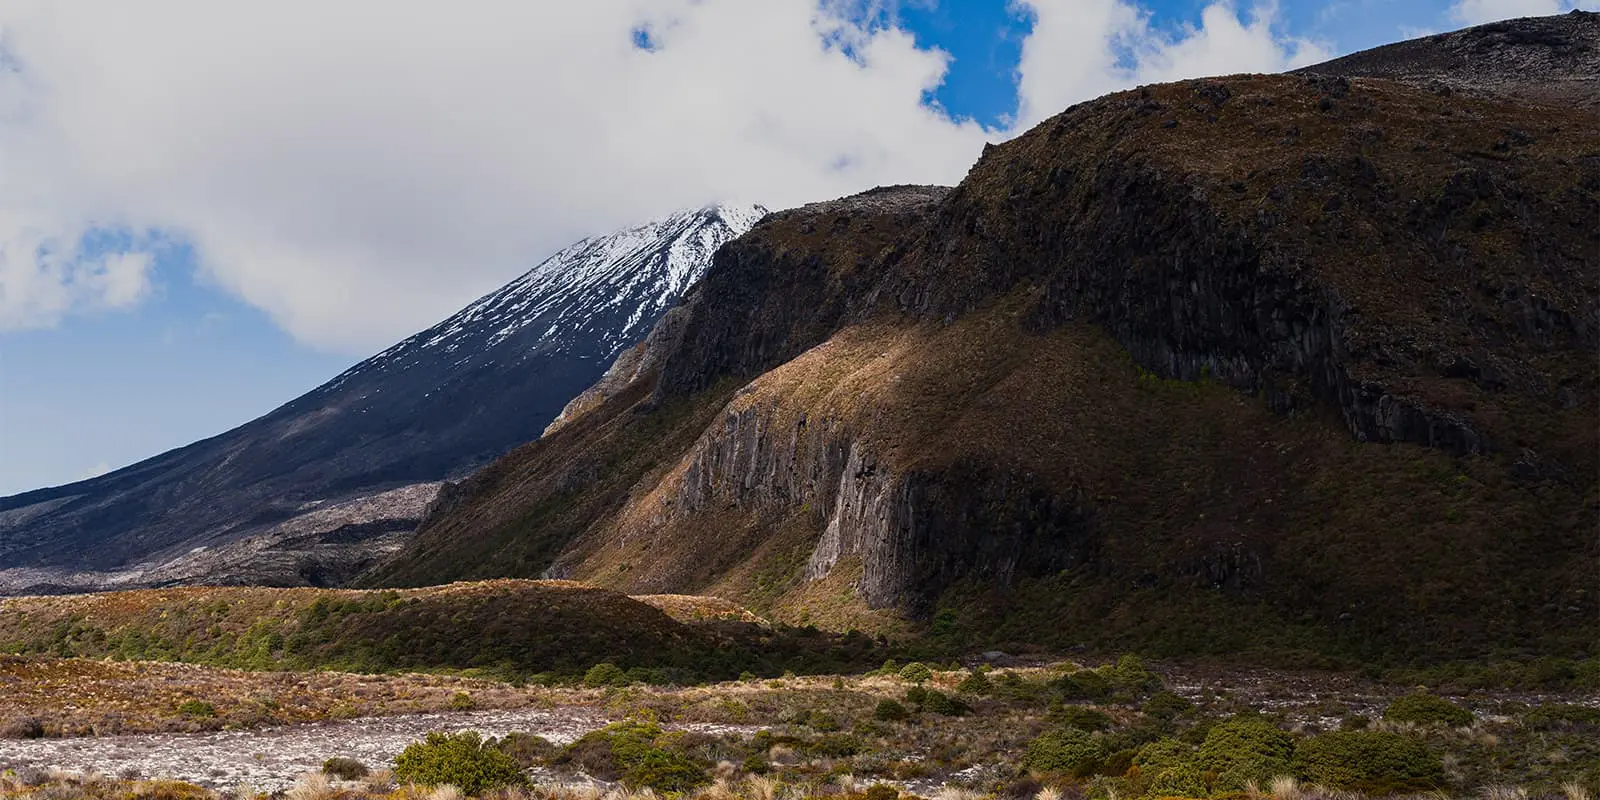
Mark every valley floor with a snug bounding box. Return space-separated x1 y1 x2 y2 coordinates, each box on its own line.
3 657 1598 799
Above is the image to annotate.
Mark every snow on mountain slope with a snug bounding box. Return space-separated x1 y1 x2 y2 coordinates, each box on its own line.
0 204 766 594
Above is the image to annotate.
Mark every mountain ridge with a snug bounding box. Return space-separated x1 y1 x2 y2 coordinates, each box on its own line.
367 14 1598 664
0 204 766 595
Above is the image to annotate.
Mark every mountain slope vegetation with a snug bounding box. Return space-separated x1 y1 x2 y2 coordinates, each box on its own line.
366 17 1598 667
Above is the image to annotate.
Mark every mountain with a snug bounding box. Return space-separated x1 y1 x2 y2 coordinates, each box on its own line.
0 205 767 594
364 14 1598 665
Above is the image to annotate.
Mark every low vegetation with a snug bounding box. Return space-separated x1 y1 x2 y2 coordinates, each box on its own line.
4 655 1597 799
0 581 889 685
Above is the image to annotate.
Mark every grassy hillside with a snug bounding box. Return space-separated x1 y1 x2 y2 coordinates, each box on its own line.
365 71 1596 668
0 581 885 682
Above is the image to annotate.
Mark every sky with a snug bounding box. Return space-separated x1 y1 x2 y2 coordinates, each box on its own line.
0 0 1593 496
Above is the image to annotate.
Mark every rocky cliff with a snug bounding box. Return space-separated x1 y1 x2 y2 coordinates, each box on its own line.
369 16 1598 663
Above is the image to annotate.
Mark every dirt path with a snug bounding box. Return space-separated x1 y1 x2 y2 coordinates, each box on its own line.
0 707 748 792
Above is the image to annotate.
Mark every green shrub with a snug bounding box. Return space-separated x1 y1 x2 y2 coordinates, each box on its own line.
1104 654 1163 697
623 748 706 792
560 722 707 792
1293 730 1444 792
176 700 215 718
1054 669 1112 701
920 689 969 717
874 699 910 722
492 732 557 768
898 662 933 684
957 669 993 695
807 712 842 732
1147 762 1209 797
1142 691 1193 719
1024 728 1105 777
1525 703 1600 729
1134 738 1193 770
448 691 475 711
394 732 527 794
1195 717 1294 789
584 662 630 688
1056 706 1113 731
321 757 369 780
865 784 899 800
1383 694 1473 727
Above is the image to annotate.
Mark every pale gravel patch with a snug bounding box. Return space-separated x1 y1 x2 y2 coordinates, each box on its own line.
0 707 759 792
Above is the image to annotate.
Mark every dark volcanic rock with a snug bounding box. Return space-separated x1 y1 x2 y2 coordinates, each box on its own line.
1293 10 1600 107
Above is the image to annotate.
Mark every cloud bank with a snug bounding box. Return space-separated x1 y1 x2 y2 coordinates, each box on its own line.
1 1 1330 351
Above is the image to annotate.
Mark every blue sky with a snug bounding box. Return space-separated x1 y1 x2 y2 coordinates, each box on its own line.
0 0 1589 496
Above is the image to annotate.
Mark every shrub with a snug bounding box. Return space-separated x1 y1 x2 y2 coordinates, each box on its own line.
1142 691 1194 719
1 717 44 739
448 691 475 711
875 699 910 722
560 722 707 792
1134 738 1194 770
394 732 526 794
1293 730 1444 792
1056 706 1113 731
1024 728 1105 777
806 733 864 758
492 732 557 767
321 757 369 781
584 663 630 688
177 700 216 718
957 669 993 695
1104 654 1163 697
1054 669 1112 701
1525 703 1600 729
624 748 707 792
920 689 970 717
898 662 933 684
1147 762 1209 797
865 785 899 800
1383 694 1473 727
1195 718 1294 789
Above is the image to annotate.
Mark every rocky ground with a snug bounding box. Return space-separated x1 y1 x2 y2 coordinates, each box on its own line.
0 708 757 792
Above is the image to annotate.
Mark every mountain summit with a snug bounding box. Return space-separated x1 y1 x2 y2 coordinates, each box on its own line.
0 204 767 594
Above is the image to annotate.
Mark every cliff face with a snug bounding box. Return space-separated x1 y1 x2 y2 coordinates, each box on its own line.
372 17 1598 662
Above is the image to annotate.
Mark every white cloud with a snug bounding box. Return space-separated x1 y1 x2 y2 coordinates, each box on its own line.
0 0 1336 353
75 461 110 481
1451 0 1593 25
1015 1 1330 127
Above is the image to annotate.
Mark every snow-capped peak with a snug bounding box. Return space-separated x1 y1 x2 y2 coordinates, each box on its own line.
322 204 767 391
